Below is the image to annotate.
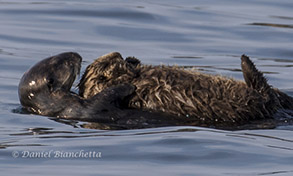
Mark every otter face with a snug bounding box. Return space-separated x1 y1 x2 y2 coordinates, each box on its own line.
79 52 140 98
18 52 82 115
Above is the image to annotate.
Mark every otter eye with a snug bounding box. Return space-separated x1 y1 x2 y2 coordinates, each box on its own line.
48 78 54 85
47 78 54 92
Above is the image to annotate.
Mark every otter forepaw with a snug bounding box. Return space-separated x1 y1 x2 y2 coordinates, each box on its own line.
90 83 135 106
110 83 136 99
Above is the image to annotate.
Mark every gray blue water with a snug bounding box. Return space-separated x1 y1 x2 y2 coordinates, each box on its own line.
1 0 293 175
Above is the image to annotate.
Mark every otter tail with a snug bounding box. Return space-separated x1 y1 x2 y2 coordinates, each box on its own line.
241 55 271 93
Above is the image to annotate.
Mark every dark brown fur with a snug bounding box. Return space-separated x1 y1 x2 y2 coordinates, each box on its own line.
79 52 293 124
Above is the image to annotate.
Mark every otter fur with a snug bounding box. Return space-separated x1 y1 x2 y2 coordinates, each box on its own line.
18 52 137 122
18 52 188 129
78 52 293 124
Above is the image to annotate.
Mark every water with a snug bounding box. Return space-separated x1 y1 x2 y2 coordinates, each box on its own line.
1 0 293 175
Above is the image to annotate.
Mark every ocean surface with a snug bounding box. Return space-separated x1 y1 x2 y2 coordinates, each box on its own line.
1 0 293 175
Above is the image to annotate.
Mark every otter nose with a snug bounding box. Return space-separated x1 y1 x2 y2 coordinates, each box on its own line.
69 52 82 63
58 52 82 63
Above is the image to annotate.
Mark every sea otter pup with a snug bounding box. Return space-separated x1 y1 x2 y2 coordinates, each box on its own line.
79 52 293 124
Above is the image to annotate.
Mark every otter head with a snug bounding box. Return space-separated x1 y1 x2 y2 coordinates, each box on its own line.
18 52 82 115
79 52 140 98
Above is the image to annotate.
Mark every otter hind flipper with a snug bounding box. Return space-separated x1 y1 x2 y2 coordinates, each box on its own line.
241 55 270 93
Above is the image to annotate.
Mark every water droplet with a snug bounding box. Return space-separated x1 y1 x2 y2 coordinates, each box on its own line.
29 81 36 86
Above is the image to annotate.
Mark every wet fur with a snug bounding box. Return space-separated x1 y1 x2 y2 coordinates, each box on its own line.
18 52 192 129
18 52 137 123
79 52 293 124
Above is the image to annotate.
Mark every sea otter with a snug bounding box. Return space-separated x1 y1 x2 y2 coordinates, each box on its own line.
18 52 137 122
79 52 293 124
18 52 187 129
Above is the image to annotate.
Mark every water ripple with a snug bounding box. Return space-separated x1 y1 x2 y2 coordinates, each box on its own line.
248 22 293 29
0 8 156 21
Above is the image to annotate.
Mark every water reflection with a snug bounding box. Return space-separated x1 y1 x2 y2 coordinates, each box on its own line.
259 58 293 63
271 16 293 20
0 143 45 149
0 9 156 21
248 22 293 29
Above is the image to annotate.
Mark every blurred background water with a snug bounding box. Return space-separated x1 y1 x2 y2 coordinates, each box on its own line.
0 0 293 175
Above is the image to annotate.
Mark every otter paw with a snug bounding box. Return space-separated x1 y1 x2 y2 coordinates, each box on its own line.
90 83 135 104
110 83 136 98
